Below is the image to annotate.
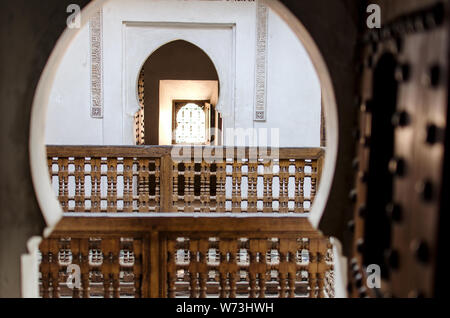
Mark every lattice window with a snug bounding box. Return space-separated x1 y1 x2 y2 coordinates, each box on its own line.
175 102 207 145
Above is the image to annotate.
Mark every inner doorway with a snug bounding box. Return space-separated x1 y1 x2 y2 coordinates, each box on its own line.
135 40 221 146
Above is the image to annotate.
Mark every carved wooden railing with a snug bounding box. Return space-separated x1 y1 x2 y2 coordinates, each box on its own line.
39 216 334 298
47 146 324 213
41 146 332 298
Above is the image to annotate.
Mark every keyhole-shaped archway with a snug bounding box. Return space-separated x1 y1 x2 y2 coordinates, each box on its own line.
136 40 220 146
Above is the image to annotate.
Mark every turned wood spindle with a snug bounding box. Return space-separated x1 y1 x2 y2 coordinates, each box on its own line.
216 162 227 212
123 158 134 213
90 158 102 213
57 158 69 212
74 158 85 212
219 239 238 298
106 158 118 213
138 159 150 212
295 161 306 213
232 162 242 213
247 162 258 212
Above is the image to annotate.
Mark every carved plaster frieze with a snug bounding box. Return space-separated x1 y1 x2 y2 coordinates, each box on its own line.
90 9 103 118
254 0 268 122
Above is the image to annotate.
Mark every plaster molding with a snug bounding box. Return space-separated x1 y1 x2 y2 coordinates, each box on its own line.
90 9 104 118
254 0 268 122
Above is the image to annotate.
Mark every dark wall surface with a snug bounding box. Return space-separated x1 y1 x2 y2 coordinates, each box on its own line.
375 0 440 23
280 0 363 253
0 0 90 298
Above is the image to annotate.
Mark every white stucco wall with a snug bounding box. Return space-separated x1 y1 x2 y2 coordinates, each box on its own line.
45 26 103 145
258 10 322 147
45 0 321 148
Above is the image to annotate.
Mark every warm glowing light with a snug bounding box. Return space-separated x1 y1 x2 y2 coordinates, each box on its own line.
175 103 206 144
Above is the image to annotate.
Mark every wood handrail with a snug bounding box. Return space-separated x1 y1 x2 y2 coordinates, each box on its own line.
47 145 325 160
51 214 322 237
46 145 325 214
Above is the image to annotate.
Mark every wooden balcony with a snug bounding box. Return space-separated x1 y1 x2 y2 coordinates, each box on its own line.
40 146 332 298
47 146 324 214
40 216 333 298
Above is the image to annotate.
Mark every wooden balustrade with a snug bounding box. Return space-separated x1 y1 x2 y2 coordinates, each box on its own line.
39 216 334 298
42 146 331 298
40 236 142 298
47 146 324 213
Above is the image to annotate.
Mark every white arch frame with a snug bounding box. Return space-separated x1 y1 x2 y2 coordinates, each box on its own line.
135 39 221 145
131 36 225 118
134 39 221 110
28 0 340 297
